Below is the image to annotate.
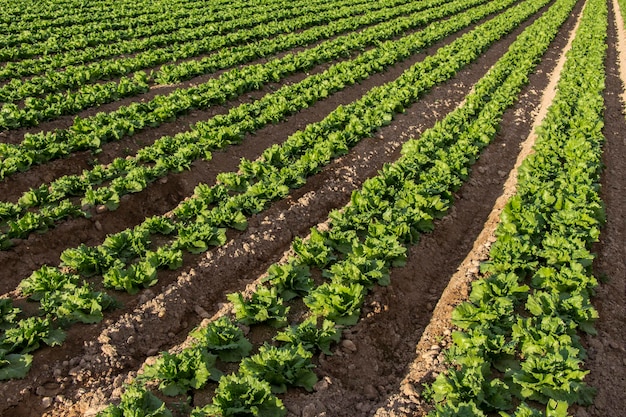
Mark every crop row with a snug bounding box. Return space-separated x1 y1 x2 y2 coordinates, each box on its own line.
0 0 550 380
0 0 214 28
0 0 367 67
0 0 421 128
0 0 253 43
96 0 578 413
0 0 214 50
0 0 452 149
0 0 511 244
428 0 606 414
0 0 368 99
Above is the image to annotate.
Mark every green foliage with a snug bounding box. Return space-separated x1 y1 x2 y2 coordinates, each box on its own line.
428 0 608 413
431 361 511 412
39 283 117 325
274 316 340 355
227 287 289 328
176 223 227 254
239 344 317 393
145 246 183 271
0 351 33 380
19 266 79 300
139 346 222 396
0 298 21 330
97 384 173 417
191 373 285 417
60 244 115 276
324 254 390 289
190 317 252 362
0 317 65 354
292 228 335 268
430 401 486 417
103 259 158 294
262 260 312 301
304 282 365 325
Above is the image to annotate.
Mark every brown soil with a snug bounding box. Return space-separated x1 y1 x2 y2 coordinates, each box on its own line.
0 0 624 416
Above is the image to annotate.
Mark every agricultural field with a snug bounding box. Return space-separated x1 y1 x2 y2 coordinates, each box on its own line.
0 0 624 415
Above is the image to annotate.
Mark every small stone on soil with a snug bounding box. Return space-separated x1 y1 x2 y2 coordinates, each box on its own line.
301 400 325 417
194 305 210 318
341 339 357 352
365 384 378 400
314 378 329 392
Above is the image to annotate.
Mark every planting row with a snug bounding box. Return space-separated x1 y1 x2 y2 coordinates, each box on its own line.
0 0 273 50
0 0 373 75
428 0 607 414
0 0 426 128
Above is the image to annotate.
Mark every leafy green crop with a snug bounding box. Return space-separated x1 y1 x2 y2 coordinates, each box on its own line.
139 346 222 396
304 281 366 325
190 316 253 362
227 287 289 328
239 344 317 393
428 0 608 412
97 384 173 417
0 317 65 354
191 373 286 417
262 259 313 301
274 316 340 355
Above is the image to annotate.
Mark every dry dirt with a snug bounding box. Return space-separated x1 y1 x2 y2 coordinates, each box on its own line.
0 1 624 416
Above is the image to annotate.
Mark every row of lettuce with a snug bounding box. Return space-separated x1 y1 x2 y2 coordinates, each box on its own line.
0 0 439 132
428 0 607 414
95 0 601 414
0 0 387 82
0 0 552 382
1 0 373 67
0 0 514 248
0 0 416 129
0 0 287 53
0 0 227 28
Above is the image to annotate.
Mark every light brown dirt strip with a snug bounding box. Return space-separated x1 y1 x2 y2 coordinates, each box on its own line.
372 0 585 414
613 0 626 107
